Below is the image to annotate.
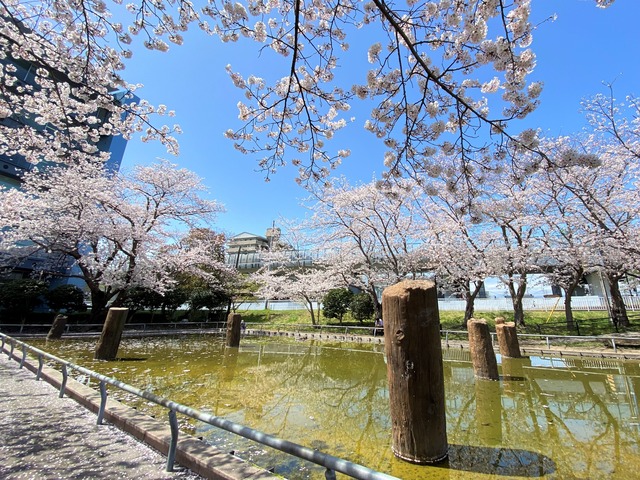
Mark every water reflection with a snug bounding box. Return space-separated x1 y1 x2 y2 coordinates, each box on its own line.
34 335 640 479
443 445 555 476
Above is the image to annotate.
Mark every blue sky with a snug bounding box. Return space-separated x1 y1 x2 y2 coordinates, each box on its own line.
116 0 640 239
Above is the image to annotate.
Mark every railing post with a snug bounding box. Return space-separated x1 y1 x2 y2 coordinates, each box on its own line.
546 337 550 349
612 338 617 353
59 364 68 398
325 468 337 480
166 409 179 471
20 344 27 368
36 353 44 380
97 381 107 425
10 339 15 357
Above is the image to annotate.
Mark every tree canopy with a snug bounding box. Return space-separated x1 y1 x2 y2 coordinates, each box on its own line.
0 0 615 186
0 160 230 321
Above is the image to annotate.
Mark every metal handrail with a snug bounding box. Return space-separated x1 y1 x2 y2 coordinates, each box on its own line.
439 329 623 353
0 332 398 480
2 321 623 352
0 321 228 335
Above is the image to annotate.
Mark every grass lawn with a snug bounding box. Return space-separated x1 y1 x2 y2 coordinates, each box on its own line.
235 307 638 336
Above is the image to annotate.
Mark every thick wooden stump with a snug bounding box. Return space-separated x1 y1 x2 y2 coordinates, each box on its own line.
47 314 68 340
467 318 499 380
226 313 242 347
382 280 448 464
94 308 128 360
495 321 522 358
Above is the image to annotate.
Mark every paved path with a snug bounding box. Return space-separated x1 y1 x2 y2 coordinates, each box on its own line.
0 354 203 480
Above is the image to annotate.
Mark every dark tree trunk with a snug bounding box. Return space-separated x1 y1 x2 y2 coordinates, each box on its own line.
463 299 474 327
558 265 583 331
368 287 382 321
563 283 577 331
607 273 629 328
463 280 483 327
303 295 318 325
512 298 525 327
506 274 527 327
89 289 110 324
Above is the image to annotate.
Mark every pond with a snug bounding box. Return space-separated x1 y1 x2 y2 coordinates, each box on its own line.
30 335 640 479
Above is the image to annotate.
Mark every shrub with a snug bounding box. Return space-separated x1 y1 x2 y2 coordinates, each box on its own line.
45 284 87 313
0 278 48 323
350 292 375 323
322 288 354 323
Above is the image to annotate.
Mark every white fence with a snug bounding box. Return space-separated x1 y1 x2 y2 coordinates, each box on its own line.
454 295 640 312
235 296 640 313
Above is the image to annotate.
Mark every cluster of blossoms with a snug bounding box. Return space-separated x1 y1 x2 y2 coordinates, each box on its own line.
0 0 617 185
0 0 183 169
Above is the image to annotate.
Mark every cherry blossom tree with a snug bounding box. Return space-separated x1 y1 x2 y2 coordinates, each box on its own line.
479 164 548 327
221 0 614 183
0 159 230 322
415 171 492 326
533 178 594 330
251 247 339 325
536 134 640 328
578 90 640 327
305 177 428 318
1 0 613 185
523 139 601 329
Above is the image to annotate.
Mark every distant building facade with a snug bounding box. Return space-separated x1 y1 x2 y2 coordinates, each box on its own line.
225 228 318 272
225 230 283 272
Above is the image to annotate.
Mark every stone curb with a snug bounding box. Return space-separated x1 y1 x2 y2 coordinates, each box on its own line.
4 349 280 480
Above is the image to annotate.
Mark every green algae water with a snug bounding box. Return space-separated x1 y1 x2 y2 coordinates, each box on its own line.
30 335 640 479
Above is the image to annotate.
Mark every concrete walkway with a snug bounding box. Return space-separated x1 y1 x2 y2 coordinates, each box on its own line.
0 354 203 480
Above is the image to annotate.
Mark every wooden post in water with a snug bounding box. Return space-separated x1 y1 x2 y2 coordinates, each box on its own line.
495 318 522 358
226 313 242 347
94 308 128 360
382 280 448 464
467 318 499 380
47 314 68 340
